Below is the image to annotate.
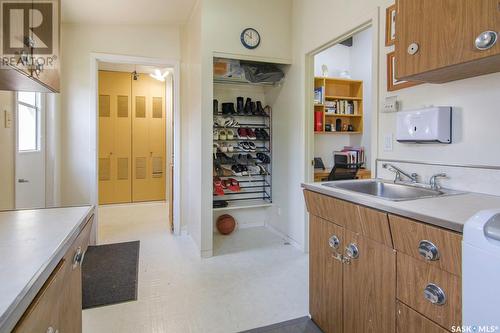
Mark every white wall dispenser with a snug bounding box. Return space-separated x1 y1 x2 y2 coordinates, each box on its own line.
396 106 452 144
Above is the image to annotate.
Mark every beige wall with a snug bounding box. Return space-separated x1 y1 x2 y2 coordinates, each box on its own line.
180 1 203 249
0 91 15 210
198 0 293 256
279 0 500 250
60 23 181 206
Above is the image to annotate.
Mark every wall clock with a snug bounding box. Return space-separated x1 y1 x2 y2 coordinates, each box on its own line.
240 28 260 49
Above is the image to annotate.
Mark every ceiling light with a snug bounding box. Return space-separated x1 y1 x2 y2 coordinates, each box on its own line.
150 69 169 82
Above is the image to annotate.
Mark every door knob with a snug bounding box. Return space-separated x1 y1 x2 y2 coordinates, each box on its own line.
328 235 340 249
424 283 446 305
418 240 440 261
475 31 497 50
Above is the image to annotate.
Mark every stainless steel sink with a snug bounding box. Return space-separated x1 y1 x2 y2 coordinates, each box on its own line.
322 180 457 201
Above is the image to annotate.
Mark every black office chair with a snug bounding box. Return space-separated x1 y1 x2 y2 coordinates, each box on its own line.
326 163 362 181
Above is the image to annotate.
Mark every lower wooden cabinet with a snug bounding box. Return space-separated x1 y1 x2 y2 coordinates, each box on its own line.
14 215 93 333
308 212 396 333
397 302 448 333
309 215 344 333
304 190 463 333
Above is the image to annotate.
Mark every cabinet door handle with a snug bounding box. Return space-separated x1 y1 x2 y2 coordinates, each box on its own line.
424 283 446 305
475 31 497 50
418 240 440 261
328 235 340 249
72 246 85 269
343 243 359 264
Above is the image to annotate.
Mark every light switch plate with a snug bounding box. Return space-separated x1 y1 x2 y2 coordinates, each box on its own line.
383 96 399 113
4 110 12 128
384 133 393 151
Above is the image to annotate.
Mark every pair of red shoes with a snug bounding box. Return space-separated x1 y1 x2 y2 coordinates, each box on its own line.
213 177 241 196
237 128 256 140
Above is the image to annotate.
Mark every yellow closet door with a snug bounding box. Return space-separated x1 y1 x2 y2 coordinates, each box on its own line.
132 75 166 202
98 71 132 204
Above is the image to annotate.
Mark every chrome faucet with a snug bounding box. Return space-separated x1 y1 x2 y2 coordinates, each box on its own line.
429 173 447 190
382 163 418 183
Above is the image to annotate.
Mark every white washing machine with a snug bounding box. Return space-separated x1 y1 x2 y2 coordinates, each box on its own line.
463 209 500 331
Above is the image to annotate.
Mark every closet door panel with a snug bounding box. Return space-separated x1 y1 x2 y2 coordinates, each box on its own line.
98 71 132 204
132 75 166 202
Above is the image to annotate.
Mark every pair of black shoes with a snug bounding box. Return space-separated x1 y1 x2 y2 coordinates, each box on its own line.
222 102 236 115
255 128 269 140
256 153 271 164
215 152 235 165
237 97 265 116
231 164 248 176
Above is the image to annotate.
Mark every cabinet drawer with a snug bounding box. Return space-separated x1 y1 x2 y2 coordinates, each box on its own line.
389 215 462 275
397 302 448 333
304 190 360 231
13 260 66 333
397 253 461 330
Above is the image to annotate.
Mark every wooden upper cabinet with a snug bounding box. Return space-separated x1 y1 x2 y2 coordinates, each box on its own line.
0 0 60 92
395 0 500 83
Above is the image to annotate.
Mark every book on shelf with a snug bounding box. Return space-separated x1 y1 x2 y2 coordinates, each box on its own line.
323 100 358 115
314 86 325 104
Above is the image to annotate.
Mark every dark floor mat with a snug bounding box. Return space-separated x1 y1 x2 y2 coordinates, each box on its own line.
82 241 140 309
240 317 323 333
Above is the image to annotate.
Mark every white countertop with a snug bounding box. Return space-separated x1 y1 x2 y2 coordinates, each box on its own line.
0 206 94 333
302 180 500 233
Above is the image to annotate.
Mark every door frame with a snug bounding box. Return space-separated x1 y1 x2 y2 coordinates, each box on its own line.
303 9 380 252
89 53 182 242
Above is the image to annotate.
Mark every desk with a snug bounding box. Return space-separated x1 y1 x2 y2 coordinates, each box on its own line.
314 168 371 182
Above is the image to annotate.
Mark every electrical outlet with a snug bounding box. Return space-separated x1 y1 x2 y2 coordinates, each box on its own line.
384 133 393 151
382 96 399 113
4 110 12 128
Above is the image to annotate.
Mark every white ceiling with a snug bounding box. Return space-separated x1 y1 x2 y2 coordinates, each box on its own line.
98 62 172 75
62 0 197 24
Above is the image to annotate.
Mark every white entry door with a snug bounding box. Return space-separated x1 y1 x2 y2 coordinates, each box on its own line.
15 92 45 210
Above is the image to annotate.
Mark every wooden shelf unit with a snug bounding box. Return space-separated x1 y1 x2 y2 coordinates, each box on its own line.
314 77 363 134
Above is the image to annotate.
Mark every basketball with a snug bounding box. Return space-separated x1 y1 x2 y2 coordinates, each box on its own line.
216 214 236 235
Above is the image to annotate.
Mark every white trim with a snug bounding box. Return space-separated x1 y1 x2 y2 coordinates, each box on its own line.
89 53 182 244
303 9 381 253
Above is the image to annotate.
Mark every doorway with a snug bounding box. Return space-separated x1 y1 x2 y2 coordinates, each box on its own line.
90 54 181 241
15 91 46 209
311 27 374 182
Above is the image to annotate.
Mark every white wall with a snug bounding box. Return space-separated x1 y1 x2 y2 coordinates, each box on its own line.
180 2 203 250
281 0 500 252
0 92 15 210
196 0 293 257
314 44 351 77
60 24 181 206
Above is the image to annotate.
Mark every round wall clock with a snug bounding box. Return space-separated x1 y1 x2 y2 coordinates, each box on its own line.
240 28 261 49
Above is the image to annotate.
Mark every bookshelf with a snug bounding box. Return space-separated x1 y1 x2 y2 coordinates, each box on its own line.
314 77 363 134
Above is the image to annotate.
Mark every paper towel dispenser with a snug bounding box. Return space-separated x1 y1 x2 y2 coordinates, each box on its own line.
396 107 452 144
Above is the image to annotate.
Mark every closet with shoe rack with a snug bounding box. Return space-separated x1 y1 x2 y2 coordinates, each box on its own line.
212 58 285 213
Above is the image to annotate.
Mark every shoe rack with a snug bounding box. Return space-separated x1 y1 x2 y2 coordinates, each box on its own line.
212 80 273 210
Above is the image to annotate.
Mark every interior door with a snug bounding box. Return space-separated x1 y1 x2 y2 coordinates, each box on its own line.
343 230 396 333
15 92 45 210
98 71 132 204
309 215 344 333
132 75 166 202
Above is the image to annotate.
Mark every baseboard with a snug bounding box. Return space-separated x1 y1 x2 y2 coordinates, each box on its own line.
265 224 304 252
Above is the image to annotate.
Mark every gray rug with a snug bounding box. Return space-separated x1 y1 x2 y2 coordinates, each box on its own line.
240 317 323 333
82 241 140 309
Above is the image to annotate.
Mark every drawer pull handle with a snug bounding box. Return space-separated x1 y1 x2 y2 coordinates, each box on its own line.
424 283 446 305
418 240 440 261
72 247 85 269
328 235 340 249
343 243 359 264
475 30 497 50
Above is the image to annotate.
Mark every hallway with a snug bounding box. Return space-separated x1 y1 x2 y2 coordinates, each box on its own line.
83 202 309 332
